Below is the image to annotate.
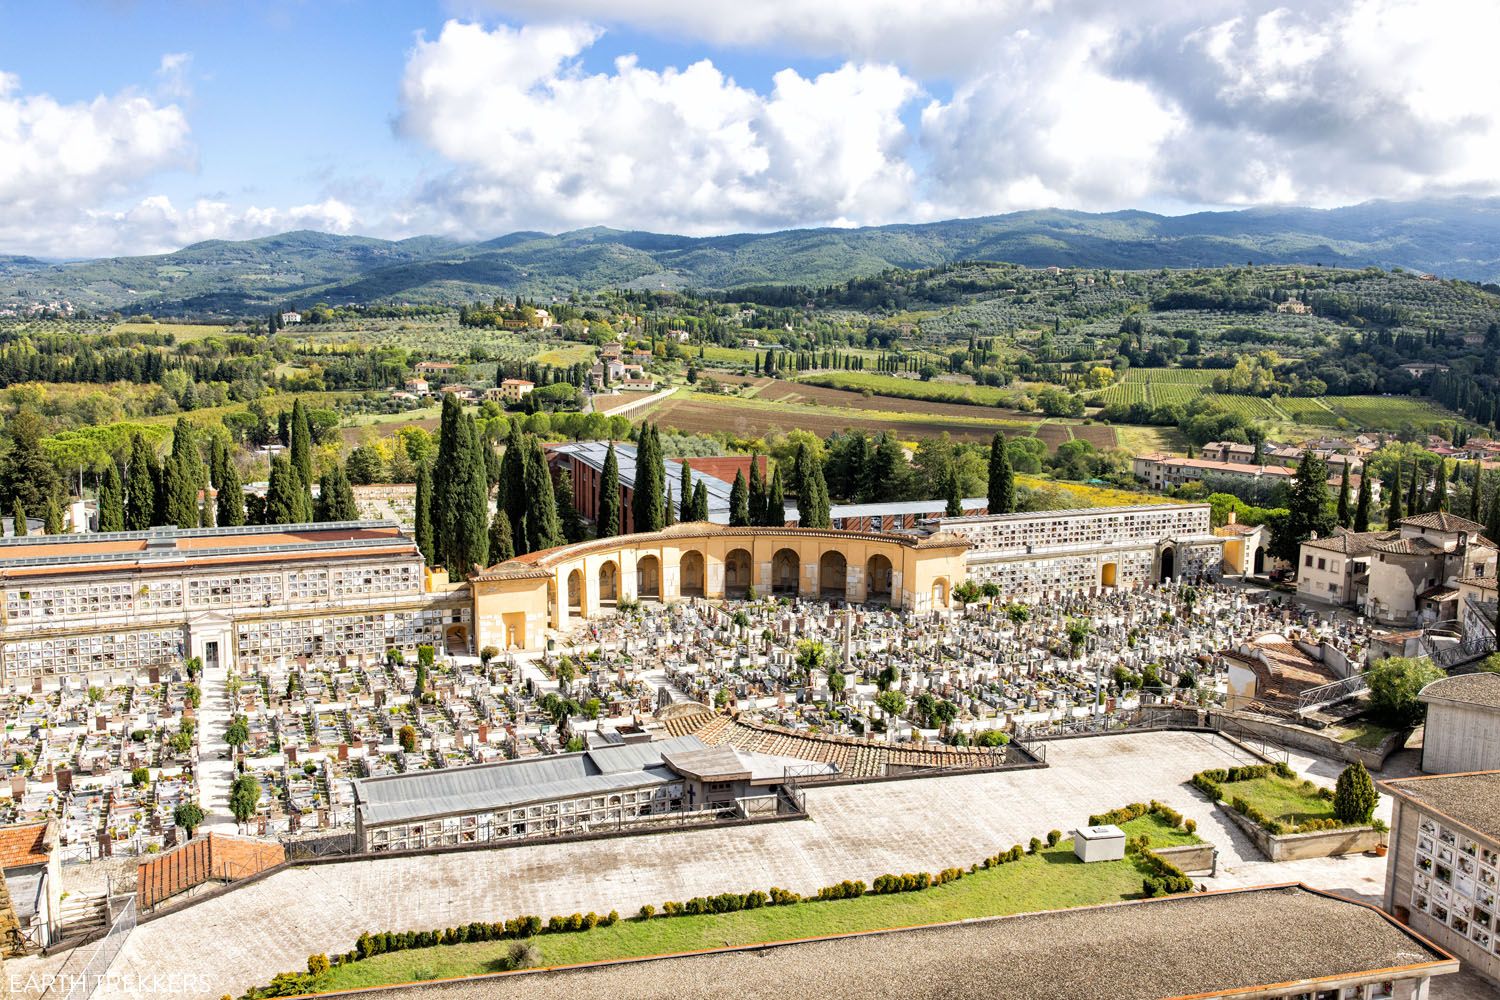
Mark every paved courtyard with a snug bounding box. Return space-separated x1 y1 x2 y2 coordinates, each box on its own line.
17 729 1415 999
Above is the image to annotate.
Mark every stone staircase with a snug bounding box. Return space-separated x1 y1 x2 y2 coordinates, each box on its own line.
57 891 109 941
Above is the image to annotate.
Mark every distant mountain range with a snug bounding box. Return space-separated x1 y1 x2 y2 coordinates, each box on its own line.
6 199 1500 317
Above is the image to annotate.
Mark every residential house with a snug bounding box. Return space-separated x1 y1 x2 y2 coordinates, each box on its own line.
1296 528 1397 608
1364 512 1498 626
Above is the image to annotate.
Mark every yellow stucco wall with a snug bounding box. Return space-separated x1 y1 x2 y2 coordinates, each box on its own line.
469 523 968 651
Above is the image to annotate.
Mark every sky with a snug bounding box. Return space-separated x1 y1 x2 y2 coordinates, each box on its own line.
0 0 1497 258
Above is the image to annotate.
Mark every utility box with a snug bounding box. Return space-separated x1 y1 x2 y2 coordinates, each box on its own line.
1074 824 1126 863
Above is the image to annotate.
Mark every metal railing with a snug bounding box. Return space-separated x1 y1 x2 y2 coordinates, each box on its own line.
42 897 136 1000
1212 716 1290 763
1428 638 1494 671
1295 673 1368 716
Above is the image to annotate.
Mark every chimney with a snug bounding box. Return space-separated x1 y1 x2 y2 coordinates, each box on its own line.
1227 511 1238 525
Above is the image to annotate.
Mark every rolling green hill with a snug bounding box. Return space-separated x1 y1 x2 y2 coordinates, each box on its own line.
6 199 1500 317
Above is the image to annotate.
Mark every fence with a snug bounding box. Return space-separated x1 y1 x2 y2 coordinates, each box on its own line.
1295 673 1368 716
42 897 136 1000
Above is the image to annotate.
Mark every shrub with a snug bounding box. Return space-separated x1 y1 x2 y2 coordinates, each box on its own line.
506 940 540 970
306 954 330 977
1046 829 1061 847
637 904 656 921
1333 761 1379 825
1027 837 1042 855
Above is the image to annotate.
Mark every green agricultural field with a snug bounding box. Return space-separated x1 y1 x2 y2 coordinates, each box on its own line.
1119 367 1219 385
110 321 229 341
1273 397 1340 426
797 371 1015 407
533 343 596 366
700 345 762 365
306 814 1197 993
1322 395 1457 431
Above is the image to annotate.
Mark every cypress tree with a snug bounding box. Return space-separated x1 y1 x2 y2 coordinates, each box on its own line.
44 495 63 535
432 393 465 552
11 498 25 536
748 455 765 525
729 469 750 526
1336 465 1351 528
1387 463 1404 525
679 461 694 522
1429 460 1449 513
522 436 560 554
632 424 665 533
290 398 313 489
488 506 514 562
1280 451 1335 561
1468 461 1483 520
98 462 125 532
216 453 246 527
265 455 312 524
163 445 200 530
454 416 492 573
693 480 708 521
500 423 529 551
0 406 58 516
663 485 677 527
596 442 620 538
987 432 1014 515
316 466 358 522
1353 472 1372 532
414 462 435 566
125 434 158 530
793 443 831 529
1488 481 1500 542
556 469 583 543
766 465 786 527
1406 460 1419 515
944 465 963 518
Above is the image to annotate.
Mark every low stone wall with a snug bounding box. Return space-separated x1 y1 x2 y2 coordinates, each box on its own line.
1153 842 1216 875
1218 711 1407 770
1218 802 1384 862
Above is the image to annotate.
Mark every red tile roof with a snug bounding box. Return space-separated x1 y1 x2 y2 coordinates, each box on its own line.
0 822 51 869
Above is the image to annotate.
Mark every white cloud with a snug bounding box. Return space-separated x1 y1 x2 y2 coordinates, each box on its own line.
397 21 919 235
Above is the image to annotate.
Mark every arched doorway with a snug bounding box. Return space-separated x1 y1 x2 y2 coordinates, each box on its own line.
866 554 893 602
680 551 705 598
637 554 661 600
567 568 584 615
444 625 468 656
1101 562 1117 588
819 550 848 600
772 548 800 595
1252 546 1264 576
724 548 752 597
598 561 618 606
931 578 949 608
1159 546 1175 583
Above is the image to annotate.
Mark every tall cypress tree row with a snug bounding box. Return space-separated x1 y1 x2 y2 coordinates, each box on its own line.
316 466 358 522
765 464 786 527
522 435 560 553
596 442 620 538
729 469 750 526
793 443 831 529
987 432 1013 515
414 461 435 565
632 423 665 534
556 469 583 543
1353 472 1372 532
265 455 312 524
453 415 491 574
747 455 765 526
125 434 158 530
98 461 125 532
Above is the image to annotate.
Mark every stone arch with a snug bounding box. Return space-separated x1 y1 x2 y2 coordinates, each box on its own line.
680 551 706 598
866 554 893 602
1252 546 1265 576
1101 562 1117 588
771 548 800 595
819 550 848 599
637 554 662 599
444 624 468 656
1159 545 1176 583
598 560 619 605
724 548 753 597
931 577 949 608
567 568 584 615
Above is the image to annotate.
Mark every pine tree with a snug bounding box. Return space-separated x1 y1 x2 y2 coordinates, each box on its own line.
1336 465 1351 528
98 462 125 532
987 432 1014 515
632 424 665 533
216 454 246 527
1278 451 1335 562
488 506 514 562
693 480 708 521
414 462 435 565
679 461 694 522
1387 463 1404 525
766 465 786 527
125 434 159 530
1353 472 1372 532
748 455 765 525
729 469 750 526
596 442 620 538
522 436 560 553
11 498 25 537
43 495 63 534
555 469 583 543
289 398 313 489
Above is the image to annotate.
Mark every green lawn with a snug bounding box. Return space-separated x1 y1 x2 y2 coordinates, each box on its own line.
307 814 1195 992
534 343 596 366
1220 775 1336 827
1324 718 1399 751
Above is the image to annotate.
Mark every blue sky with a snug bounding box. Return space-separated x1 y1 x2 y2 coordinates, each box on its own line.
0 0 1493 257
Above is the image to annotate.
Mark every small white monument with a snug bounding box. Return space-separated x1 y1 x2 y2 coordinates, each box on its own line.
1073 824 1126 863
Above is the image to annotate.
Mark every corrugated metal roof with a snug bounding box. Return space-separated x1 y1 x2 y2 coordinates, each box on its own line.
551 442 735 523
353 735 705 826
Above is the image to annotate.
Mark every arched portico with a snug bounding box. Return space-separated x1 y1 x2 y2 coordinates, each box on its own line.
772 548 800 595
724 548 753 597
637 554 662 600
598 561 619 605
866 554 893 602
820 550 848 599
680 550 706 597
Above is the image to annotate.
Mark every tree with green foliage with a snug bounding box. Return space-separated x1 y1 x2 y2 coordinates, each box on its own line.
229 774 261 825
555 468 584 543
765 464 786 526
289 398 313 488
10 498 25 537
316 465 358 522
1467 461 1483 521
729 469 750 527
1365 656 1444 727
1352 471 1372 533
98 461 125 532
1336 465 1351 528
1488 482 1500 543
499 422 529 549
265 454 312 524
988 432 1014 515
125 434 159 530
692 480 709 521
173 801 205 838
0 406 58 517
944 465 963 518
874 689 907 720
414 462 435 565
432 394 465 547
866 432 905 503
522 436 560 553
748 454 766 525
451 415 491 573
679 461 694 522
1386 463 1404 526
1333 761 1379 825
794 639 829 686
488 506 515 562
1428 459 1449 513
632 423 665 533
214 441 246 527
1275 451 1335 563
596 442 621 538
793 442 831 529
43 495 62 534
662 484 677 527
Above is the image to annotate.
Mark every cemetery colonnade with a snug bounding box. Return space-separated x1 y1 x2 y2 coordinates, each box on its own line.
468 524 970 650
